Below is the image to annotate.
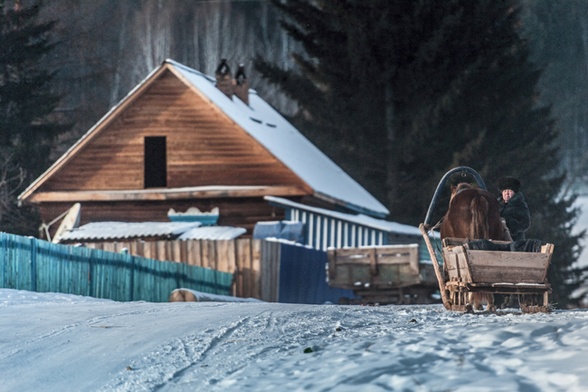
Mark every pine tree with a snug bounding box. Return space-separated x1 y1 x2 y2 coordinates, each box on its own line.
255 0 398 205
0 0 67 234
257 0 587 307
521 0 588 192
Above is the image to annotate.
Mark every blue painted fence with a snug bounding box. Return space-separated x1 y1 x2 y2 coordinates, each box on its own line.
0 232 233 302
278 243 355 304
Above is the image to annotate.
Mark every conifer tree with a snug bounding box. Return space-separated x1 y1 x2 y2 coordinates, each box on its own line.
256 0 587 307
0 0 66 234
521 0 588 191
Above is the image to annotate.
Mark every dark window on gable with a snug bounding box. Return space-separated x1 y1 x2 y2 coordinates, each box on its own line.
144 136 167 188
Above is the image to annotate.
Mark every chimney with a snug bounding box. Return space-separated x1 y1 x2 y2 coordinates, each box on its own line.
215 59 233 98
233 63 249 105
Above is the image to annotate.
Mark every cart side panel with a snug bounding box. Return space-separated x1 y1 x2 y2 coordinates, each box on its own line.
540 243 555 282
327 245 421 289
466 250 551 283
372 245 420 287
327 247 373 285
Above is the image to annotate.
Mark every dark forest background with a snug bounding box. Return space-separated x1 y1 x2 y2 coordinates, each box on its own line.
2 0 588 307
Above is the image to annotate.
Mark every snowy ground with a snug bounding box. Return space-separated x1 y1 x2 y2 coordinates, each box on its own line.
3 289 588 391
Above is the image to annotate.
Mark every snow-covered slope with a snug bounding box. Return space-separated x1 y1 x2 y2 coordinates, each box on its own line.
2 289 588 391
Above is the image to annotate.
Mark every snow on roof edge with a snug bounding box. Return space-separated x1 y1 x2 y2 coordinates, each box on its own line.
265 196 420 236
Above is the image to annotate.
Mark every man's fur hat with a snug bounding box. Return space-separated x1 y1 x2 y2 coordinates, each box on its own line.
498 177 521 192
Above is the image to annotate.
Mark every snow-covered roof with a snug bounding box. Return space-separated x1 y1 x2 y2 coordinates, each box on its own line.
59 221 247 242
264 196 420 236
59 221 201 241
166 60 388 218
177 226 246 240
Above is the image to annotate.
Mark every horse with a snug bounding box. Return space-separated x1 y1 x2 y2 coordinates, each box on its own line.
440 182 509 311
440 182 506 241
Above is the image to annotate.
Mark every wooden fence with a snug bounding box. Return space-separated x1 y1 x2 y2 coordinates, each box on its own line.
0 233 233 302
259 239 281 302
83 238 266 300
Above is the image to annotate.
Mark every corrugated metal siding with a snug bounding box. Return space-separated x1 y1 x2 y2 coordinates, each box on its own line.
286 208 412 252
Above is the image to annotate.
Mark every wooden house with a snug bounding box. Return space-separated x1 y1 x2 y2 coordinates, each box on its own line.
18 59 388 238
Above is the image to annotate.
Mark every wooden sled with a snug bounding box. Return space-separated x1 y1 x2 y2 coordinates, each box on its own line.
419 223 554 313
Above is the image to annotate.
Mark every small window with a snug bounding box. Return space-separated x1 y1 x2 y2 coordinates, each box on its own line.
144 136 167 188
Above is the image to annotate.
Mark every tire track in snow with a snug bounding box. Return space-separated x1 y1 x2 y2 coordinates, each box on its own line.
153 315 255 390
100 313 258 391
181 308 387 390
150 312 286 391
103 308 345 391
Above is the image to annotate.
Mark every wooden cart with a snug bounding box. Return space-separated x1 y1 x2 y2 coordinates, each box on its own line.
419 223 554 313
327 244 438 305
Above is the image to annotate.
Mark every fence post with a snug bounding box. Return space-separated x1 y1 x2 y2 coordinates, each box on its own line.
0 233 5 287
88 247 94 298
259 239 280 302
128 253 135 302
30 237 37 292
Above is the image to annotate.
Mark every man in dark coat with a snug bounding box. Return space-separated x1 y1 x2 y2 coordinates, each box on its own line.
497 177 530 241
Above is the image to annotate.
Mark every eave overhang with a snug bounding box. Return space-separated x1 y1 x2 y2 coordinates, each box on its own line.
25 185 308 204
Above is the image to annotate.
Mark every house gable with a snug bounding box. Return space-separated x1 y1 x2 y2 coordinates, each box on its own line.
26 68 310 195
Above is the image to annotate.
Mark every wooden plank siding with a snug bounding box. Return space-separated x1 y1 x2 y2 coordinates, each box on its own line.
39 71 308 192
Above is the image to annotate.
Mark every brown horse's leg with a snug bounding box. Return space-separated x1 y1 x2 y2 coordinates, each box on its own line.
468 292 495 312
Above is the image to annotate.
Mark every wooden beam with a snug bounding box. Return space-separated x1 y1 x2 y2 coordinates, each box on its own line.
419 223 450 309
27 185 308 203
